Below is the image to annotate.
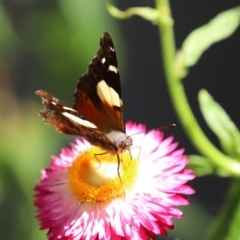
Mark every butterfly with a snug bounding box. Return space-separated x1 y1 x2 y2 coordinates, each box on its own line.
35 32 133 155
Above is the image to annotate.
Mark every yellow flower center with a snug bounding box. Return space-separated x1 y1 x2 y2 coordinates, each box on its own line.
68 146 138 202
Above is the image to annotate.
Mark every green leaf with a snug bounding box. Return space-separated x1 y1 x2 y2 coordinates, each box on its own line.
179 6 240 70
188 155 214 176
198 89 240 160
106 1 160 23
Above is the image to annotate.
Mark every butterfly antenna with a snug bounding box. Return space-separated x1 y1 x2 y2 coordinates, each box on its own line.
130 123 176 137
156 123 176 131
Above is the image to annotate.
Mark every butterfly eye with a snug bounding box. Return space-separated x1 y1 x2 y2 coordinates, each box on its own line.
126 136 133 147
116 136 133 153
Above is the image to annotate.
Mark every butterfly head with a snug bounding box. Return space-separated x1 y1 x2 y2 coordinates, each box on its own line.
106 131 133 154
116 135 133 154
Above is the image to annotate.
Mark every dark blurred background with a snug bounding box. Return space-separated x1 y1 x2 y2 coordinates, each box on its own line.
0 0 239 239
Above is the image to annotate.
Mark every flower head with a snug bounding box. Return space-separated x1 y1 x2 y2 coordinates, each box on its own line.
34 122 195 240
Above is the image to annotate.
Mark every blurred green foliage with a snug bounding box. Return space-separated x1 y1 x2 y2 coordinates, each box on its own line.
0 1 122 239
0 1 211 240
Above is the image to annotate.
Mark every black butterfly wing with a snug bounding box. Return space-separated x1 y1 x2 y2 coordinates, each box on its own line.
73 32 125 133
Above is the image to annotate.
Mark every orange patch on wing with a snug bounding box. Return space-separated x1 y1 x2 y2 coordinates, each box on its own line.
75 96 120 131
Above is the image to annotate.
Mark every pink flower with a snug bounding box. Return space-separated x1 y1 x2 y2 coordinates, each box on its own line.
34 122 195 240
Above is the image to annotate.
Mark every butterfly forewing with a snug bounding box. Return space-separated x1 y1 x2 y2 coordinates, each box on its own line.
73 32 125 133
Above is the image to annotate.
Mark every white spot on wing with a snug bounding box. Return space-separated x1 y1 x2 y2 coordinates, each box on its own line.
110 87 121 107
62 106 77 112
101 57 106 64
97 80 121 107
62 112 97 128
108 65 118 74
110 47 115 52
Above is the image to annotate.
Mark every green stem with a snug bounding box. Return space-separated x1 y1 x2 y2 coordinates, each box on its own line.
155 0 240 177
204 178 240 240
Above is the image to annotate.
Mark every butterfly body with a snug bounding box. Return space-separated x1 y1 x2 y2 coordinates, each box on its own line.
35 32 132 155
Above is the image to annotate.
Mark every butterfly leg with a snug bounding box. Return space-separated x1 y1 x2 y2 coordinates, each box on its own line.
94 152 125 197
116 153 126 198
128 146 141 165
128 149 133 160
94 152 107 169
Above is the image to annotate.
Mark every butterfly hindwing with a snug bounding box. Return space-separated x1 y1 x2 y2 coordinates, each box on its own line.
35 90 117 152
73 32 124 133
